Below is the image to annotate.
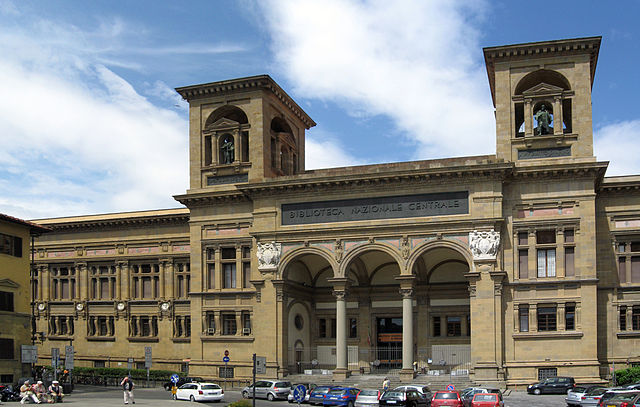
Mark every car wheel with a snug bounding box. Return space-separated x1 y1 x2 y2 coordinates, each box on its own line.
190 395 196 402
268 393 275 401
533 388 541 395
243 391 250 399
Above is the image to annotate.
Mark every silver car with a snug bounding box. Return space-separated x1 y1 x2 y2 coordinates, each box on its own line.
242 380 293 401
566 386 598 406
579 387 608 407
355 389 381 407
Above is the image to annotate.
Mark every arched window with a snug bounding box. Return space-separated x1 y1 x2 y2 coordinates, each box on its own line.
270 117 297 175
202 105 250 166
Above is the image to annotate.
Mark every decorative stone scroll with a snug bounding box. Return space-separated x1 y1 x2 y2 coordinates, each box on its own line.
469 230 500 260
257 242 282 271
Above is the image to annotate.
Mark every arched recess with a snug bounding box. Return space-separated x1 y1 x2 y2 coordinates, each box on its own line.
287 301 312 373
406 239 473 277
205 105 249 127
514 69 571 95
203 105 250 165
280 247 337 281
270 117 297 175
339 243 404 279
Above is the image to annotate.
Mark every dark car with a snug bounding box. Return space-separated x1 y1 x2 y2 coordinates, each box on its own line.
379 389 428 407
597 389 640 407
323 387 360 407
309 386 335 405
601 390 640 406
527 376 575 395
163 376 203 391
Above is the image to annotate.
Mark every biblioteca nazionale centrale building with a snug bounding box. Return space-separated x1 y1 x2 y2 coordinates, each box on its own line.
26 36 640 387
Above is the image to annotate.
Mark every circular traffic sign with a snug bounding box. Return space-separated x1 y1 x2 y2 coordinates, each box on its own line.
293 385 306 402
223 356 230 363
446 384 455 391
224 350 229 357
170 374 180 384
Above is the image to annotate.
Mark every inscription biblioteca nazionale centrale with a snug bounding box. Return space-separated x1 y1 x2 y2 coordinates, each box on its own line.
282 191 469 225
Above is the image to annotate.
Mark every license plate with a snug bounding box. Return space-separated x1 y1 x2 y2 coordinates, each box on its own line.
386 401 396 404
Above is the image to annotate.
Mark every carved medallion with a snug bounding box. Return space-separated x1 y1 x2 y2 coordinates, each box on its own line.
469 230 500 260
257 242 282 271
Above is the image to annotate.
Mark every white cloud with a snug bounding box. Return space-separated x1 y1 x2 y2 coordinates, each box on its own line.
259 0 495 162
305 131 368 169
595 120 640 176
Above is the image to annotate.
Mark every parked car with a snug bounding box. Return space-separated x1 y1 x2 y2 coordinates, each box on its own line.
163 376 203 391
323 387 361 407
599 390 640 406
460 388 501 407
527 376 575 395
379 388 428 407
242 380 293 401
174 382 224 402
470 393 503 407
289 383 318 403
355 389 382 407
431 391 463 407
393 385 432 404
627 383 640 390
566 385 601 406
578 387 608 407
596 389 640 407
309 386 335 405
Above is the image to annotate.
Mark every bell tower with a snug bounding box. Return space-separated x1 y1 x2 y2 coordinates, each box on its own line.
484 37 601 163
176 75 315 191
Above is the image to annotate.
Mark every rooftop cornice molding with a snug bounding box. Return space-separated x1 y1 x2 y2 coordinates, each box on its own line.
175 74 316 130
483 36 601 106
512 161 608 181
0 213 51 235
600 175 640 192
173 190 249 207
40 212 190 232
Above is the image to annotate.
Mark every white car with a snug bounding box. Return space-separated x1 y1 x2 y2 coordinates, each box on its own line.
174 382 224 402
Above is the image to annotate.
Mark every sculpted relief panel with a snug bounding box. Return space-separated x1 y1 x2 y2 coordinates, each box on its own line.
469 230 500 261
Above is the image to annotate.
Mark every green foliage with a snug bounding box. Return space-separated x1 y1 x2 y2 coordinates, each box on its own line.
228 400 253 407
614 366 640 385
71 366 182 381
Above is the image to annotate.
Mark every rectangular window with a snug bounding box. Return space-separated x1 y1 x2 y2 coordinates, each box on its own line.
564 229 574 243
518 232 528 246
633 306 640 331
319 319 326 338
433 316 441 337
206 313 216 335
98 316 108 336
221 248 236 259
619 243 627 253
207 263 215 289
0 374 13 384
619 257 627 283
565 247 575 277
349 318 357 338
223 264 236 288
94 360 105 368
565 304 575 331
447 316 462 336
222 314 237 335
330 318 337 338
519 305 529 332
243 312 251 335
537 249 556 277
100 279 109 299
632 242 640 252
538 367 557 380
219 366 234 378
60 280 70 299
135 362 145 370
0 338 13 359
243 262 251 288
519 249 528 279
0 233 22 257
140 317 151 336
537 230 556 244
620 306 627 330
632 257 640 283
184 316 191 337
537 306 557 331
0 291 14 312
142 277 151 298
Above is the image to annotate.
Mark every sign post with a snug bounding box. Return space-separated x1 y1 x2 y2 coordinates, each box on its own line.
170 374 179 398
145 347 152 386
293 384 306 407
252 354 256 407
51 348 60 381
222 351 230 391
65 345 74 388
127 357 134 376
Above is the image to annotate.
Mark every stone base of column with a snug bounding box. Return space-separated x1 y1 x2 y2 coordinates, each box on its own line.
399 369 415 382
332 368 351 381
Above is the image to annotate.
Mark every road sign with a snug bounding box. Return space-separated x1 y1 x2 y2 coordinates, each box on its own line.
223 356 230 363
65 345 74 370
127 357 134 370
293 385 306 403
170 374 180 384
224 349 229 357
255 356 266 374
21 345 38 364
51 347 60 368
446 384 455 391
144 346 152 369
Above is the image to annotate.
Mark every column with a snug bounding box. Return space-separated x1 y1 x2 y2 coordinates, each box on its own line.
235 311 242 336
627 306 633 331
335 290 347 372
234 130 241 162
400 288 414 377
214 311 221 336
211 134 218 165
553 96 563 135
530 304 538 332
524 98 533 136
115 263 122 299
159 261 166 299
557 229 565 278
558 303 566 331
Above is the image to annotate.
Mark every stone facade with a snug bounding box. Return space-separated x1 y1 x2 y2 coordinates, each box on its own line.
29 37 640 387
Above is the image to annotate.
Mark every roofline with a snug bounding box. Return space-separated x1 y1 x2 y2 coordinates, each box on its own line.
0 213 51 235
175 74 316 130
483 36 602 107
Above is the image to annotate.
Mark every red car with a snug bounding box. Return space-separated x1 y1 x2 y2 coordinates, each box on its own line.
431 391 463 407
470 393 503 407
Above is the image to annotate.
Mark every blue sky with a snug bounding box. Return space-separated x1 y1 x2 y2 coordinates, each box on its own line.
1 0 639 220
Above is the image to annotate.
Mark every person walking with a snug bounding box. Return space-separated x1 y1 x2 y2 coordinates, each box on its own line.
120 376 135 405
382 377 390 393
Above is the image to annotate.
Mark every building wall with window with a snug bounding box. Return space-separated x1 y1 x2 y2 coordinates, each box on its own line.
0 214 48 384
29 36 640 387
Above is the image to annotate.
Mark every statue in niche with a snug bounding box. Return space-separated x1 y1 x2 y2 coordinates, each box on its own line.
534 105 552 136
220 137 235 164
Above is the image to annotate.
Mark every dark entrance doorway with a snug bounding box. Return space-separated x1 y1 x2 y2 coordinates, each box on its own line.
376 317 402 369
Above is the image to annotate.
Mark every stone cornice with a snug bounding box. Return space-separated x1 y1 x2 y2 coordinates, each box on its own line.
599 175 640 193
175 74 316 129
36 212 190 232
512 161 608 181
173 190 249 207
483 36 601 106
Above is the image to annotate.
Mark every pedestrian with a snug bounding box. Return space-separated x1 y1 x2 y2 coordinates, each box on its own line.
48 380 64 403
34 381 46 403
382 377 390 393
19 379 39 404
120 376 135 405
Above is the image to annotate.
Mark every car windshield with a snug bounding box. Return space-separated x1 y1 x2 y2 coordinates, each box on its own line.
382 392 402 399
610 393 640 401
329 389 347 395
202 385 221 390
572 386 587 393
474 395 497 402
435 393 457 399
276 382 292 388
586 388 607 396
359 390 379 397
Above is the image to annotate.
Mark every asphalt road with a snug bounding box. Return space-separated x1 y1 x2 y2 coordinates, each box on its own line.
6 385 568 407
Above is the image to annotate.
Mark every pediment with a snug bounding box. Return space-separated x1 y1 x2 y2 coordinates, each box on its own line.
522 82 564 96
206 117 240 131
0 278 20 289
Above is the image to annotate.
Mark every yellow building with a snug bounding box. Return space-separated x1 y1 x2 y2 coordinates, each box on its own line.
0 214 49 384
30 36 640 387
